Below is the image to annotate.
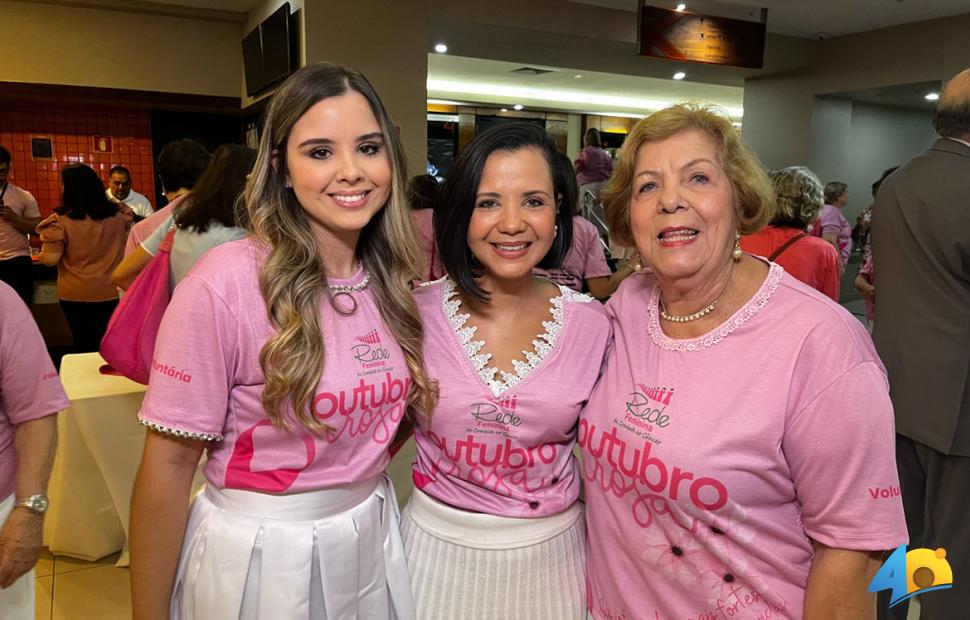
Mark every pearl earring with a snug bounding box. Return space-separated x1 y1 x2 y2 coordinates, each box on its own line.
732 232 742 262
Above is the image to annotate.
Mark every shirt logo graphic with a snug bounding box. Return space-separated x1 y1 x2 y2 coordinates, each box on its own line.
356 329 381 344
352 328 390 372
869 545 954 607
623 384 674 435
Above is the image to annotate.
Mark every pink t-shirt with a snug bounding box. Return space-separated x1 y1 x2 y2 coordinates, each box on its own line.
410 277 611 517
0 282 69 499
816 204 853 264
0 183 40 260
125 195 185 257
576 146 614 186
139 238 412 493
534 215 612 292
410 208 442 281
582 264 907 619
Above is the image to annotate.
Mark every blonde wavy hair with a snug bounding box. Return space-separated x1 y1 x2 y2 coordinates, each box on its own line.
768 166 824 229
602 103 775 247
239 62 437 433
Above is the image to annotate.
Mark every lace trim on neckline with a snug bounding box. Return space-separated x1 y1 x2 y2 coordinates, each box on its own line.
646 262 784 352
441 278 593 396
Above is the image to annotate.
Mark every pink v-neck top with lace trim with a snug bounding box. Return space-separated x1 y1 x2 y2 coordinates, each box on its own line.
582 263 907 619
138 238 412 494
410 277 611 518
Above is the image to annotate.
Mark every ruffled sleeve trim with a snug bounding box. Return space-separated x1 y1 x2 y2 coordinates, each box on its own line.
138 416 223 442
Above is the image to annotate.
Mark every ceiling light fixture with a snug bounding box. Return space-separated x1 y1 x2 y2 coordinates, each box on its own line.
501 108 508 112
925 92 940 101
426 78 744 118
434 43 448 53
673 71 687 80
513 104 524 110
574 74 583 79
676 3 687 11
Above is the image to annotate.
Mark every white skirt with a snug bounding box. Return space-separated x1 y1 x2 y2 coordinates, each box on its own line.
172 476 414 620
401 488 586 620
0 494 34 620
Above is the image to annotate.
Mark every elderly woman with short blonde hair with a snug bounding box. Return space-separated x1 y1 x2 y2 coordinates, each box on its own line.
740 166 842 300
580 103 906 619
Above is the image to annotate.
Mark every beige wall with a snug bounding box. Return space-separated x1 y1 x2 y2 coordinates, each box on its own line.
0 0 242 96
743 13 970 168
303 0 429 177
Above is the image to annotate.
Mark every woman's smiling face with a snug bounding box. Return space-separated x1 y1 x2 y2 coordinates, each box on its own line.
284 91 391 248
628 129 738 284
466 147 558 285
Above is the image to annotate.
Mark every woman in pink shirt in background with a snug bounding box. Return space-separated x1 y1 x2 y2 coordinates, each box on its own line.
128 63 436 620
535 153 637 299
408 174 444 281
815 180 853 266
402 123 610 619
583 104 907 619
575 128 614 187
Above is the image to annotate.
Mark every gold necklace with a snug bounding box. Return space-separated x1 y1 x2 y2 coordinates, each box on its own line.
658 262 735 323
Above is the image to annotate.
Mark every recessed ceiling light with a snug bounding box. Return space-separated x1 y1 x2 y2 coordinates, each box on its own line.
501 108 508 112
574 74 583 79
513 104 524 110
434 43 448 53
676 3 687 11
925 92 940 101
673 72 687 80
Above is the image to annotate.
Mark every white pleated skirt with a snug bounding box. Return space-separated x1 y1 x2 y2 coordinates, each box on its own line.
400 488 586 620
0 494 34 620
172 476 415 620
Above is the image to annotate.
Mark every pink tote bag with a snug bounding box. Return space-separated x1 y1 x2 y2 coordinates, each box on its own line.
100 227 176 385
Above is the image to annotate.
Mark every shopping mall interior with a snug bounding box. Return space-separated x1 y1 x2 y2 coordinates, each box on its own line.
2 0 969 618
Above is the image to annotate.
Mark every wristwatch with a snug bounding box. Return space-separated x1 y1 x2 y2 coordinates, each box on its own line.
14 493 49 515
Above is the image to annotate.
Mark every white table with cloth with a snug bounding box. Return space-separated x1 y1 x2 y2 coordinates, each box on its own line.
43 352 148 566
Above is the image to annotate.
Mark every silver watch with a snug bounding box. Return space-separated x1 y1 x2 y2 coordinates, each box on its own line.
14 494 49 515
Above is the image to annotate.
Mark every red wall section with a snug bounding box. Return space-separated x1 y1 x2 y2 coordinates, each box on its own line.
0 107 155 218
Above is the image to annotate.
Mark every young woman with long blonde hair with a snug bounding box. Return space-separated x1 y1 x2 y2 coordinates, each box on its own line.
129 62 435 620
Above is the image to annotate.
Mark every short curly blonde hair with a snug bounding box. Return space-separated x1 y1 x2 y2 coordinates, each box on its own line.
769 166 823 229
602 103 775 247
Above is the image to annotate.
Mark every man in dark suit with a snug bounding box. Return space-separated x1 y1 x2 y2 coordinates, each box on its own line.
872 67 970 619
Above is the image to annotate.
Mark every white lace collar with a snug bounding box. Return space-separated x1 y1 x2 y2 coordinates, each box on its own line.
646 262 784 352
441 278 593 397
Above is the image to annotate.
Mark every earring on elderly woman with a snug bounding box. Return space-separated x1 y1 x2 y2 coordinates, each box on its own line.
732 232 743 262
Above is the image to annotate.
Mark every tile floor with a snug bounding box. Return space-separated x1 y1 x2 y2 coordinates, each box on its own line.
35 549 130 620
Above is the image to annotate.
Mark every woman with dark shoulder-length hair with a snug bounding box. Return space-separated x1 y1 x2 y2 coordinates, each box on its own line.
401 122 611 619
36 163 132 353
112 143 256 290
581 104 906 619
129 62 436 620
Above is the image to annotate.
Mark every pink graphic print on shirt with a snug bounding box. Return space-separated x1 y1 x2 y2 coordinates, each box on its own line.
223 322 411 493
581 381 790 616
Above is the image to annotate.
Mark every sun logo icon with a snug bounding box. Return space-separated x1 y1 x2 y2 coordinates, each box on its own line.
869 545 954 607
